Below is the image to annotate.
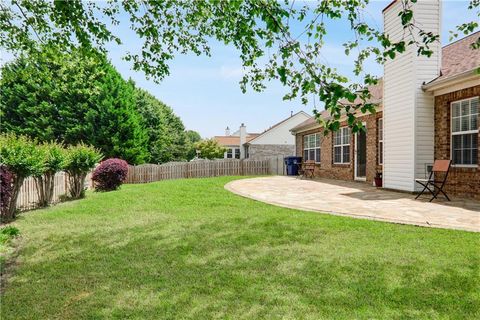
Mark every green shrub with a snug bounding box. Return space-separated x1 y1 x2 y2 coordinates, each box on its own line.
64 143 102 199
195 139 227 159
0 134 44 178
0 134 45 221
0 226 20 245
0 226 19 269
1 225 20 239
34 142 67 207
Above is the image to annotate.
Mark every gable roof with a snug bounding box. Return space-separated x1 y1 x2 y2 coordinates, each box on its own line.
337 79 383 106
291 81 383 133
213 134 259 147
245 111 310 144
292 32 480 133
425 31 480 87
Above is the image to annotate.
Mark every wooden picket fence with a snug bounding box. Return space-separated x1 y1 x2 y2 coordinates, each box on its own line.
125 157 285 184
14 157 286 210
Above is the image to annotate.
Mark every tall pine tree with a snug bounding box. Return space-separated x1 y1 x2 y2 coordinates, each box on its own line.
0 47 149 164
134 88 191 163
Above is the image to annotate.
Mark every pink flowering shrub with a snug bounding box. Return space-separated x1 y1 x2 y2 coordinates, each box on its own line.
92 158 128 192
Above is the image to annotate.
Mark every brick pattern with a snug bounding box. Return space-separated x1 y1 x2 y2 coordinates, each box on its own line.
434 85 480 200
248 144 295 159
295 112 383 183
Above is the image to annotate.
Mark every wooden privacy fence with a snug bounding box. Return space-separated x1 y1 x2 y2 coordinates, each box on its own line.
125 157 285 184
14 156 286 210
16 172 93 211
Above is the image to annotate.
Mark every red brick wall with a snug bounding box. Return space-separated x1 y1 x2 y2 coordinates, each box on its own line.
295 112 383 183
434 86 480 200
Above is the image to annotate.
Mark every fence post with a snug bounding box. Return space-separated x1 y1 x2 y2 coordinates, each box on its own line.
64 172 68 195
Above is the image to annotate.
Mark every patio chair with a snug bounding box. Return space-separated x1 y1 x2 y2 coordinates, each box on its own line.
301 160 316 179
415 160 451 202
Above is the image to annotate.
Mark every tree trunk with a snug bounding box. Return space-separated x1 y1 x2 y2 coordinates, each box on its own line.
67 171 87 199
2 175 24 222
34 171 56 207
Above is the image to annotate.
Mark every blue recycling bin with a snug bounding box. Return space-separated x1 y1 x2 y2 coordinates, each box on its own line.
284 156 302 176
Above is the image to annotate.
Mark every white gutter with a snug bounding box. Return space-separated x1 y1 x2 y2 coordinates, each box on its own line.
422 68 480 91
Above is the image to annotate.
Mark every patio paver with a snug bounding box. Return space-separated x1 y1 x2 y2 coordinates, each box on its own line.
225 176 480 232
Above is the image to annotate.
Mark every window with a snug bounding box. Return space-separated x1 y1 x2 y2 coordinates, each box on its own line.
226 148 240 159
451 97 478 166
333 127 350 164
378 118 383 165
303 133 321 163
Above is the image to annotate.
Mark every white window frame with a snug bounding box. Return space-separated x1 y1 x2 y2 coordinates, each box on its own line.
378 118 383 165
226 147 240 159
450 97 478 167
333 127 351 164
226 148 233 159
303 133 321 163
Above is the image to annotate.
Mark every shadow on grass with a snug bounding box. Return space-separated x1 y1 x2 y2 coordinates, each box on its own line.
3 215 479 319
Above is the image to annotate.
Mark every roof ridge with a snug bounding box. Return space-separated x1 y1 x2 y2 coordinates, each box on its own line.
247 111 311 143
442 30 480 49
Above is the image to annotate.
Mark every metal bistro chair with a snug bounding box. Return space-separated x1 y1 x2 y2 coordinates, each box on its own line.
300 160 316 179
415 160 452 202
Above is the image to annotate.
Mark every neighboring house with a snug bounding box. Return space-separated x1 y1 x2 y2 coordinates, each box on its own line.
214 111 311 159
245 111 311 158
291 0 479 200
214 126 260 159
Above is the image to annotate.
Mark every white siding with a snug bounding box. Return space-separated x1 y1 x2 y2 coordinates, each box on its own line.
383 0 441 191
249 112 310 145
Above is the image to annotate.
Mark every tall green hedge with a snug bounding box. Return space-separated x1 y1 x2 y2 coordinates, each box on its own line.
0 46 148 164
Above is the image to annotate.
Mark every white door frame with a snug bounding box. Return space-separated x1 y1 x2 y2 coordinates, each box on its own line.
354 123 367 181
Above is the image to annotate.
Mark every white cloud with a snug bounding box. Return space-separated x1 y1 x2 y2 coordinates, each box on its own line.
219 65 245 79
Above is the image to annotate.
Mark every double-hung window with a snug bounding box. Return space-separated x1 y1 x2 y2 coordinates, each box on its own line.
303 133 321 163
226 148 240 159
378 118 383 165
333 127 350 164
226 148 233 158
451 97 478 166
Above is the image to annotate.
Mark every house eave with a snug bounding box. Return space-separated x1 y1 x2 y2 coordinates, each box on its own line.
247 111 311 144
290 123 321 134
422 69 480 93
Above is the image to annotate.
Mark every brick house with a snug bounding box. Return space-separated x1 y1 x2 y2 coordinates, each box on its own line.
291 0 479 200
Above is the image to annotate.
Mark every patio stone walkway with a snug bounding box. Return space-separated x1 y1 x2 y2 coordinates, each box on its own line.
225 176 480 232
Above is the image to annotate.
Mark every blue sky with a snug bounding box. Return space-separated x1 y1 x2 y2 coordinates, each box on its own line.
1 1 477 138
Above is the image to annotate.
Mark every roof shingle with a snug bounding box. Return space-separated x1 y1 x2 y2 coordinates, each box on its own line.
428 31 480 84
213 134 259 146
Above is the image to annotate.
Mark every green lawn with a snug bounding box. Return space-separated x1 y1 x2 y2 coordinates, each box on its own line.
1 177 479 319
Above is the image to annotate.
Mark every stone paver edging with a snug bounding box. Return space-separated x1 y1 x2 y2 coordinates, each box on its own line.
225 176 480 232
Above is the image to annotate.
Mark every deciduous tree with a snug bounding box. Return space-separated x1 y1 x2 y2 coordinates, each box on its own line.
195 139 227 160
0 134 45 221
33 142 66 208
63 143 103 199
1 0 478 132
